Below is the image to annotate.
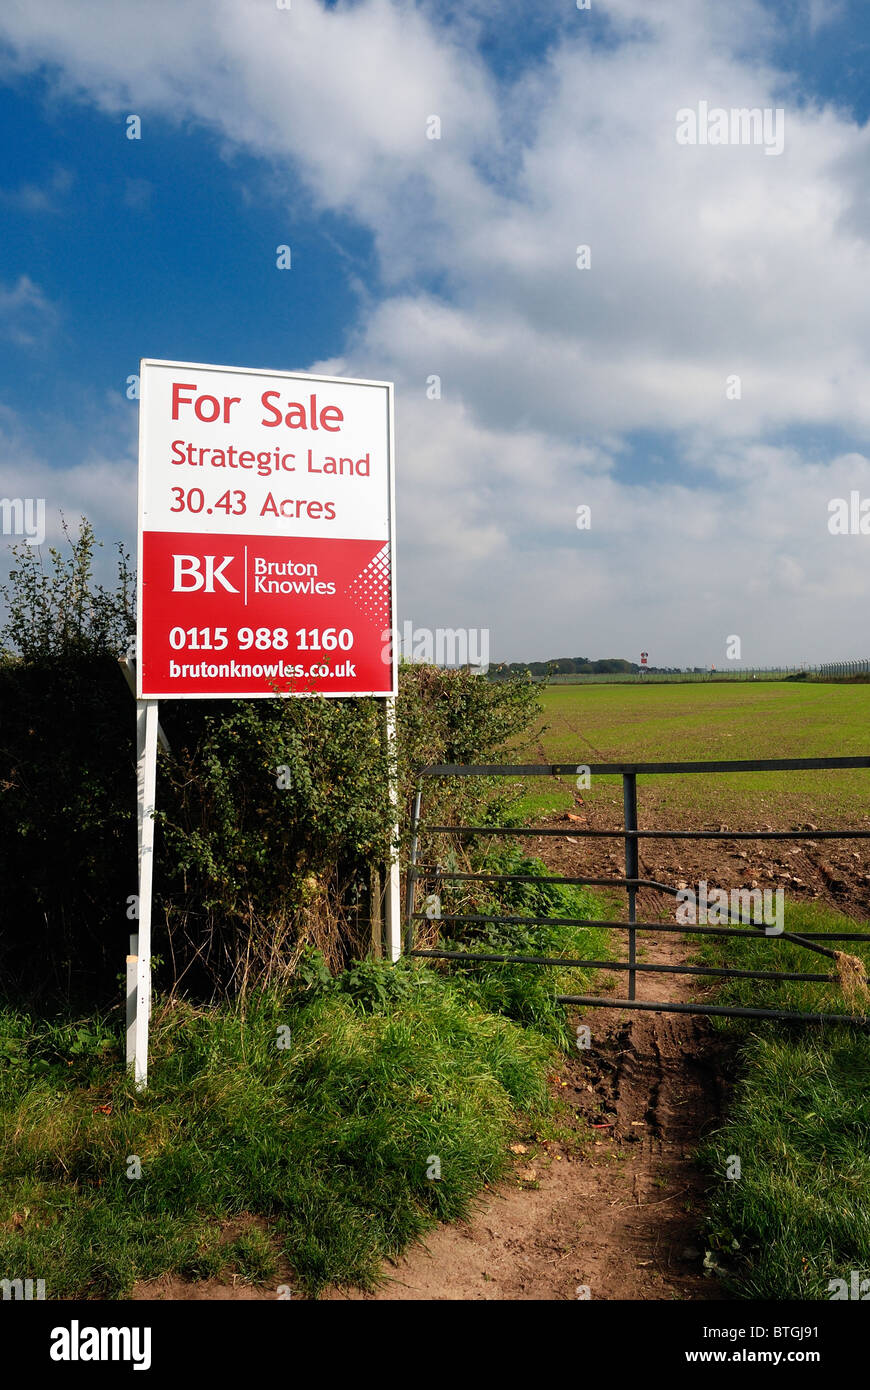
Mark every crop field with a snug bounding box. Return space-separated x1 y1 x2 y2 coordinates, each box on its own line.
516 681 870 827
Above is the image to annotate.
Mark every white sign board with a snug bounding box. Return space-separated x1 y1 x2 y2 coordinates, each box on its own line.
137 359 396 698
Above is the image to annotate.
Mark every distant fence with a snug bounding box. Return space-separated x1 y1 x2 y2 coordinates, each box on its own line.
817 660 870 678
490 660 870 685
546 670 793 684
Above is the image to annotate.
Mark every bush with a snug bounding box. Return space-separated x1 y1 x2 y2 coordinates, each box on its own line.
0 523 137 1000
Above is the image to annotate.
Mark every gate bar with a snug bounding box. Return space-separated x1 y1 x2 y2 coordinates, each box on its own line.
555 996 870 1026
409 948 832 983
424 825 870 840
416 870 676 889
411 912 870 941
420 757 870 775
624 772 638 1000
404 780 423 955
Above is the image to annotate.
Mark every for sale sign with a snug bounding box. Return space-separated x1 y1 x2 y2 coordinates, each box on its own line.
136 360 396 698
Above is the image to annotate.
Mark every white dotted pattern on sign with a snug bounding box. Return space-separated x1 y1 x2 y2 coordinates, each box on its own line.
346 544 391 632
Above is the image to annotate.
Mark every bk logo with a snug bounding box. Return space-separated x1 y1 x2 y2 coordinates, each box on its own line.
172 554 239 592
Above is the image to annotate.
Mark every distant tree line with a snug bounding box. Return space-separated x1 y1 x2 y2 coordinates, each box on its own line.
487 657 686 678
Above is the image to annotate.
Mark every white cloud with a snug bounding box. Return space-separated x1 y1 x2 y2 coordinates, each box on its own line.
0 398 136 578
0 274 59 346
807 0 846 36
1 0 868 660
0 164 73 214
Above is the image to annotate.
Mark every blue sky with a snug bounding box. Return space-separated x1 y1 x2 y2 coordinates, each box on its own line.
1 0 869 666
0 82 370 428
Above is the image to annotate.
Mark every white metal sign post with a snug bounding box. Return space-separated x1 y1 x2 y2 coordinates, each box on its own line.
132 700 158 1088
132 359 398 1089
384 695 401 963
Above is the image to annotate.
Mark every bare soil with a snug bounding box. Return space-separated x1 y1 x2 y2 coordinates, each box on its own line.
543 786 870 922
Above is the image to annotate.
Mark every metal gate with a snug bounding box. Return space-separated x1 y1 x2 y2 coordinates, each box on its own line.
402 757 870 1026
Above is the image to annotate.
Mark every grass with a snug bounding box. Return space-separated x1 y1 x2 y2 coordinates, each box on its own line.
517 681 870 822
0 971 556 1297
691 902 870 1299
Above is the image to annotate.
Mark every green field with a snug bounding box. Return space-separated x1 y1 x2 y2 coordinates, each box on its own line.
516 681 870 824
